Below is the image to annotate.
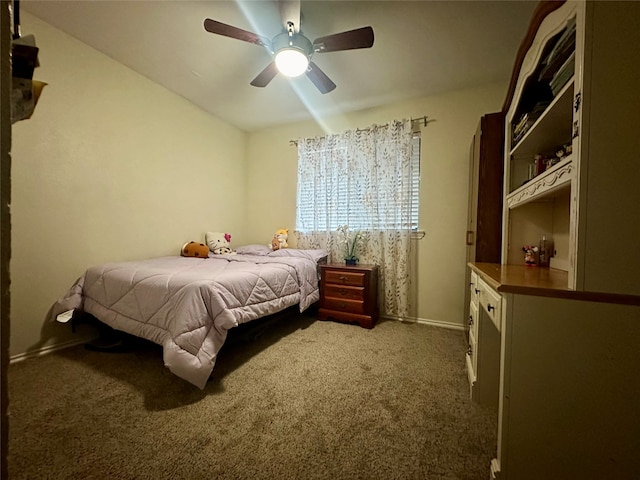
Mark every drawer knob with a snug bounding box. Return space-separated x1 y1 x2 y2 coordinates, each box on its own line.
467 346 472 356
475 288 480 294
338 275 348 282
487 304 495 312
339 288 348 296
468 316 473 326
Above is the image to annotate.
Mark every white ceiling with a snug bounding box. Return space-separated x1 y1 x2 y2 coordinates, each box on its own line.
22 0 538 132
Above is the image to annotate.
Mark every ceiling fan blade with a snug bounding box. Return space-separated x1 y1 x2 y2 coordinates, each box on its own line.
250 62 279 88
279 0 301 32
313 26 374 53
305 62 336 94
203 18 270 48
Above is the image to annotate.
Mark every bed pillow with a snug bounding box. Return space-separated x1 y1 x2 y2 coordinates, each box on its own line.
235 244 272 256
268 248 328 264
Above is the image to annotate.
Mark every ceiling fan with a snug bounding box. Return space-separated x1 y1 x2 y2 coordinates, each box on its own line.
203 0 374 94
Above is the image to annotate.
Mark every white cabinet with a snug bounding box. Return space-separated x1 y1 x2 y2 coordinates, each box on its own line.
465 269 500 410
501 1 640 295
466 271 479 388
470 270 479 306
478 277 501 332
469 263 640 480
497 291 640 480
466 272 478 389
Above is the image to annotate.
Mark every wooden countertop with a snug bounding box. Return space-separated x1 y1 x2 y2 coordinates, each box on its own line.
470 262 640 306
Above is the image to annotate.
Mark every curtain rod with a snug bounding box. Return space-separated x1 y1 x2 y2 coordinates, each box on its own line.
289 115 433 146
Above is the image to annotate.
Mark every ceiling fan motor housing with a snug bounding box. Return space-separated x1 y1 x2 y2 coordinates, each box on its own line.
272 31 313 58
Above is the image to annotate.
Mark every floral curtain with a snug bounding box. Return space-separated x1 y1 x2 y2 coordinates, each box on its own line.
295 120 415 319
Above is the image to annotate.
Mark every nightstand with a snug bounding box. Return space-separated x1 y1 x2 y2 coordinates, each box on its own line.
318 264 379 329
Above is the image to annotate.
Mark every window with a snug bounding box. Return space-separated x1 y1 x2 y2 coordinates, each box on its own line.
295 128 420 233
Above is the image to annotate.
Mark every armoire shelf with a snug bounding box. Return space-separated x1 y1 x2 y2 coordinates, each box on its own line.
507 78 574 194
509 77 574 160
506 154 572 209
502 3 577 287
501 0 640 294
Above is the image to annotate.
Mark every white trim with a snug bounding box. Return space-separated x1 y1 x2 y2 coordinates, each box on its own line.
11 316 465 364
490 458 501 479
9 335 95 364
381 315 464 331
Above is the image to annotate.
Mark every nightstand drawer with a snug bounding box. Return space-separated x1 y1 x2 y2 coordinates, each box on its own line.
323 284 364 301
323 270 366 287
322 297 365 314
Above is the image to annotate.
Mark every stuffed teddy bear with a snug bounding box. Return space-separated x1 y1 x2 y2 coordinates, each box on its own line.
206 231 235 255
269 228 289 251
181 241 209 258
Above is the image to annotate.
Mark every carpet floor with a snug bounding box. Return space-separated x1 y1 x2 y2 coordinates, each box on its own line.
8 312 497 479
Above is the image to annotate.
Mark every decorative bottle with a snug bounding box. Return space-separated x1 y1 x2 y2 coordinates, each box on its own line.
539 235 549 267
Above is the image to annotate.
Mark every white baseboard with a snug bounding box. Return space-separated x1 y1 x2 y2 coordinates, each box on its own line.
9 335 96 365
381 315 464 331
490 458 501 479
11 316 463 364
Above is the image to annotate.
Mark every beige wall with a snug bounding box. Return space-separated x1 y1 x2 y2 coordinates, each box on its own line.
245 83 507 327
10 12 509 357
10 13 247 357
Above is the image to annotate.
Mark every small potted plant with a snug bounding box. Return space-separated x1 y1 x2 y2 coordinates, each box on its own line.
337 225 363 265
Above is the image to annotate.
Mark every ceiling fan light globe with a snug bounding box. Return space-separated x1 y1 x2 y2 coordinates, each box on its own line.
275 48 309 77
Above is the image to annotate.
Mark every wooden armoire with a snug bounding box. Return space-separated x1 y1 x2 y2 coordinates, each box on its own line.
463 112 504 340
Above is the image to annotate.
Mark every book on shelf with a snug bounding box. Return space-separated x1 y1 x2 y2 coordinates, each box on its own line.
512 100 551 144
538 17 576 83
550 52 575 96
551 72 573 96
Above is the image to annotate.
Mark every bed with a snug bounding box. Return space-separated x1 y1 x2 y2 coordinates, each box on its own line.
52 246 327 389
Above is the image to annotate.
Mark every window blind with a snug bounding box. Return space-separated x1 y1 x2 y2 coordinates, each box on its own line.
296 131 421 232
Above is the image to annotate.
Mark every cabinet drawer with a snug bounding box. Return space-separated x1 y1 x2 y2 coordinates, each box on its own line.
469 329 478 373
324 284 364 301
324 270 366 287
466 331 477 383
469 301 479 340
470 270 479 306
466 352 476 386
322 297 365 314
478 277 502 331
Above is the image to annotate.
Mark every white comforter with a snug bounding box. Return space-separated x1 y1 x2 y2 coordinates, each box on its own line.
53 254 320 388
